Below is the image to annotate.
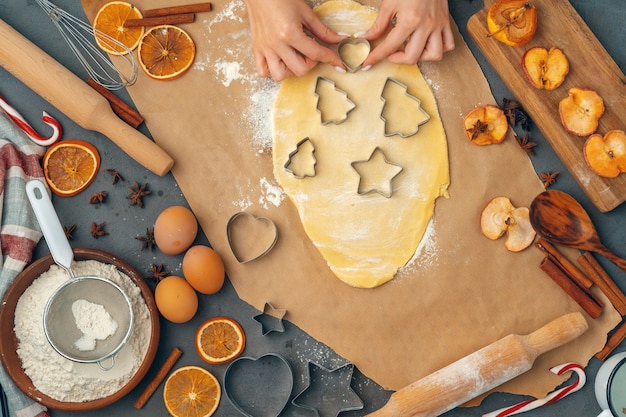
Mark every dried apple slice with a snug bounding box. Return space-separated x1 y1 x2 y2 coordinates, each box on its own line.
463 105 509 146
487 0 537 47
480 196 536 252
522 47 569 90
558 87 605 136
583 130 626 178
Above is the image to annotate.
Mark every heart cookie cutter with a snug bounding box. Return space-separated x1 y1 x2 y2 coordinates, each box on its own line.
314 76 356 125
224 353 294 417
380 77 431 138
226 212 278 263
337 37 370 73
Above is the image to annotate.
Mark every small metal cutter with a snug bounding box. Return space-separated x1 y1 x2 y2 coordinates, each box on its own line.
253 302 287 336
314 76 356 125
337 37 370 73
284 137 317 179
351 146 403 198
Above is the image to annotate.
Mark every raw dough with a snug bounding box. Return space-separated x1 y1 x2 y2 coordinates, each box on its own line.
272 0 450 287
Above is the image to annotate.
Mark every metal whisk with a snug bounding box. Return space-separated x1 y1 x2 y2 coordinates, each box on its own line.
35 0 138 90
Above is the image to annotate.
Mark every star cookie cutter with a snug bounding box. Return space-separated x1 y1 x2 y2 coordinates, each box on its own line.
291 361 364 416
284 137 317 179
380 77 430 138
314 77 356 125
253 302 287 336
351 147 403 198
226 212 278 264
337 37 370 73
224 353 294 417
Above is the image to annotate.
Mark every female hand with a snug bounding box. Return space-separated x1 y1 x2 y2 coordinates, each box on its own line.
361 0 455 69
244 0 345 81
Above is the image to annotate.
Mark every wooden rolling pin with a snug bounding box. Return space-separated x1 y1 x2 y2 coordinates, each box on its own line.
0 18 174 176
367 312 588 417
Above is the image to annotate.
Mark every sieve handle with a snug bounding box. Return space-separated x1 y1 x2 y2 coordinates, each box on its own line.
25 179 74 271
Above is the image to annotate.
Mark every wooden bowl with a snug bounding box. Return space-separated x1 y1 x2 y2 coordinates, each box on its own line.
0 248 160 411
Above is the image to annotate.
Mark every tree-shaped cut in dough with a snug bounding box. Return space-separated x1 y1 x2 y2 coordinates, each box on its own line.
380 77 430 138
351 147 403 198
284 137 317 179
314 77 356 125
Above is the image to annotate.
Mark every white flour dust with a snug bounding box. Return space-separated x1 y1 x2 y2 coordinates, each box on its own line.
72 299 118 351
14 260 151 402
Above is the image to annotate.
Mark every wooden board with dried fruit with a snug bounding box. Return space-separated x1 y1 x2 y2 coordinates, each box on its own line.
468 0 626 212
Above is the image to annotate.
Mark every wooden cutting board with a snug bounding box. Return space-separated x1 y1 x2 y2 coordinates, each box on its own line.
468 0 626 212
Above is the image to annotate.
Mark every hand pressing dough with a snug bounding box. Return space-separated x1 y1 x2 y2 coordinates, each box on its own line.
272 0 450 288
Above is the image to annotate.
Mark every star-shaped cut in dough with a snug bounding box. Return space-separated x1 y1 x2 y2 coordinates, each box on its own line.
291 361 363 416
351 147 403 198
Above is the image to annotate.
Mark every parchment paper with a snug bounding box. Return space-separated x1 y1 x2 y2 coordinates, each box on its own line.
84 0 620 403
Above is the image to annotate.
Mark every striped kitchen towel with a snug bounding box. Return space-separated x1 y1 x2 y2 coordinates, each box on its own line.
0 112 49 417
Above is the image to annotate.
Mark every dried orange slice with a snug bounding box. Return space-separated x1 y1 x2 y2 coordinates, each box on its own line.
138 25 196 80
195 317 245 364
43 139 100 196
163 366 221 417
93 1 144 55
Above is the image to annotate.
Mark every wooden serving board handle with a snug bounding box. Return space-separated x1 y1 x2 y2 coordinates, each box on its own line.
0 19 174 177
467 0 626 212
367 312 588 417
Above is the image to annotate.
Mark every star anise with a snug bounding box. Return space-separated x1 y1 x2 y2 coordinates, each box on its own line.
127 182 151 208
515 131 537 156
501 97 531 131
89 191 107 205
145 263 169 282
90 221 109 238
468 119 490 140
135 227 156 251
539 171 559 188
63 224 77 240
105 169 124 185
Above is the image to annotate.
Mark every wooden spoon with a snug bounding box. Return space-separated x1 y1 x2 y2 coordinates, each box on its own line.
530 190 626 273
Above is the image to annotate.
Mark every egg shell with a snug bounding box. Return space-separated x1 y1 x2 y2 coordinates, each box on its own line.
155 276 198 323
182 245 225 294
154 206 198 255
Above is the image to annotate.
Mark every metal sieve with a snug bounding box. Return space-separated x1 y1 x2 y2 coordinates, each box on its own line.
26 180 134 370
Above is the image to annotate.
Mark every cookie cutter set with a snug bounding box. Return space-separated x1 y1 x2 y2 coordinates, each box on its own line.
283 53 431 199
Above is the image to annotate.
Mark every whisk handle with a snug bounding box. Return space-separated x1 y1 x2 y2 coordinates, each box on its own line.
0 18 174 176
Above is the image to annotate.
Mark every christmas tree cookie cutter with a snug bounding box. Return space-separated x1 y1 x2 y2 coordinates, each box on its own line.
284 137 317 179
380 77 430 138
314 76 356 125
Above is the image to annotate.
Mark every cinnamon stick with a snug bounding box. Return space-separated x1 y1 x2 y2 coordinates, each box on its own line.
143 2 212 17
596 319 626 361
540 256 603 319
535 238 593 289
578 251 626 316
134 347 183 409
87 79 144 128
124 13 195 28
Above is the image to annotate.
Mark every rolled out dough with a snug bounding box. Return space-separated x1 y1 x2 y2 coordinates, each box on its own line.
272 0 450 288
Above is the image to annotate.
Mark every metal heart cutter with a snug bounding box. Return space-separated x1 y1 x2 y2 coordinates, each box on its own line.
338 37 370 72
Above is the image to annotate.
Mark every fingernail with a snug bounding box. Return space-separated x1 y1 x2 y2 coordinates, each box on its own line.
354 31 367 38
337 31 350 37
361 65 372 72
334 66 346 73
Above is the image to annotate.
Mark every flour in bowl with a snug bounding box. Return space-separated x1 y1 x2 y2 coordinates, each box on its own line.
71 299 118 351
14 260 151 402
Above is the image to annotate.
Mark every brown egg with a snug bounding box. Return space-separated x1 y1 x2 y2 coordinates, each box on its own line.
154 206 198 255
182 245 225 294
155 276 198 323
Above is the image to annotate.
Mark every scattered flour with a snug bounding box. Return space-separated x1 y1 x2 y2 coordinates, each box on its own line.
259 177 285 209
14 260 152 402
72 299 118 352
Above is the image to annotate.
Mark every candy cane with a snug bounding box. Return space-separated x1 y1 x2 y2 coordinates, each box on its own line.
0 95 62 146
482 363 586 417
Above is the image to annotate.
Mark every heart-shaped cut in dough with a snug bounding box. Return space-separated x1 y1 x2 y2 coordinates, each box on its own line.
224 354 293 417
338 37 370 72
227 212 278 263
